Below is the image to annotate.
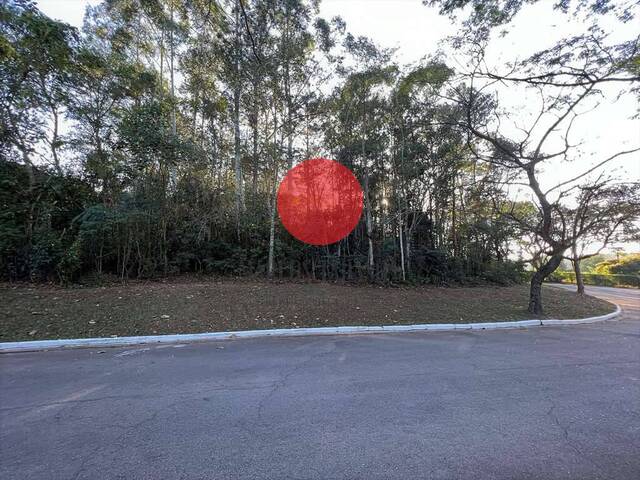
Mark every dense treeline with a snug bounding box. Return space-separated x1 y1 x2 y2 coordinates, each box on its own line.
1 0 522 285
1 0 638 313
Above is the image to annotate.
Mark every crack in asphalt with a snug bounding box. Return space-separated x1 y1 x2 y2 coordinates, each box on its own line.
256 343 337 422
546 401 607 479
236 341 338 437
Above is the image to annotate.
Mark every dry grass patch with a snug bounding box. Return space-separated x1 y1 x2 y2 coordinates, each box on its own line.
0 280 615 341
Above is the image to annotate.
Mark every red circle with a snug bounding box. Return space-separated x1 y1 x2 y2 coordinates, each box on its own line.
277 158 363 246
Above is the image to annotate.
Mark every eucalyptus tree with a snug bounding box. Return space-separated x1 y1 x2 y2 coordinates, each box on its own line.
202 0 254 233
68 5 144 202
241 0 273 197
270 0 319 169
245 0 329 276
326 35 395 278
390 62 460 277
0 0 543 284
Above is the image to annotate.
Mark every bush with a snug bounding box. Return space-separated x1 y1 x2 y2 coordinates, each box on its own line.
481 260 526 285
56 238 82 284
28 231 63 281
548 270 640 288
593 254 640 275
0 160 96 281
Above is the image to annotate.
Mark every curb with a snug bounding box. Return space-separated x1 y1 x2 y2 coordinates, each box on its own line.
540 304 621 325
0 305 622 353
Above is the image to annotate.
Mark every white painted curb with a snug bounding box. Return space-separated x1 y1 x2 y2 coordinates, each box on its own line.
540 304 621 326
0 305 621 353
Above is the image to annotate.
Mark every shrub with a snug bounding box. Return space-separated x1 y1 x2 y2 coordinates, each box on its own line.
548 270 640 288
57 238 82 284
481 260 526 285
593 254 640 275
28 231 63 281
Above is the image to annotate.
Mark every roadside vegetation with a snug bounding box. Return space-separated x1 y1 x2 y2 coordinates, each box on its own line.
551 254 640 289
1 0 638 317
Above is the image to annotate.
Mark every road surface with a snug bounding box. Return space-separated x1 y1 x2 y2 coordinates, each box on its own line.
1 286 639 479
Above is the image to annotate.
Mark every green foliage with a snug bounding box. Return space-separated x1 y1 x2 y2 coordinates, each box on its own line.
0 0 570 288
0 160 96 280
56 237 82 284
27 230 62 281
548 270 640 289
561 254 614 273
593 254 640 275
481 260 527 285
1 1 78 158
396 63 453 98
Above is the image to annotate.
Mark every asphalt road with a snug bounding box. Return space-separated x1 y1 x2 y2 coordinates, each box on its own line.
1 286 638 480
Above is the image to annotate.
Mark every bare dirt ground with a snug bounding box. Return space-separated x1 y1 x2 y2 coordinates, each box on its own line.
0 279 614 341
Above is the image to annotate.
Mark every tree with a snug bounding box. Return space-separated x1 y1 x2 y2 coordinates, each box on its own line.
447 52 638 312
1 1 78 245
390 62 461 279
565 183 640 293
432 0 640 313
327 35 396 279
5 0 623 291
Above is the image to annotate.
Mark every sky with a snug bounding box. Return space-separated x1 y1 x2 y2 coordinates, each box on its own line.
36 0 640 252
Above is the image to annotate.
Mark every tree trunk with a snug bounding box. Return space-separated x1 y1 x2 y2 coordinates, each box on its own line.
283 3 293 170
169 2 176 137
267 185 277 278
168 2 177 188
233 0 244 236
267 105 279 278
405 223 412 276
51 106 62 175
451 175 457 257
364 172 374 280
528 253 564 315
361 103 374 279
399 216 406 282
573 258 585 295
251 81 259 196
21 147 35 246
159 28 164 95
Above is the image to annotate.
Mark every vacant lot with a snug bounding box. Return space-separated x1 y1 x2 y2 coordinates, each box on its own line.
0 280 614 341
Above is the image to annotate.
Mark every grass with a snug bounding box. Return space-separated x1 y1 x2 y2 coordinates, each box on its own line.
0 279 615 342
